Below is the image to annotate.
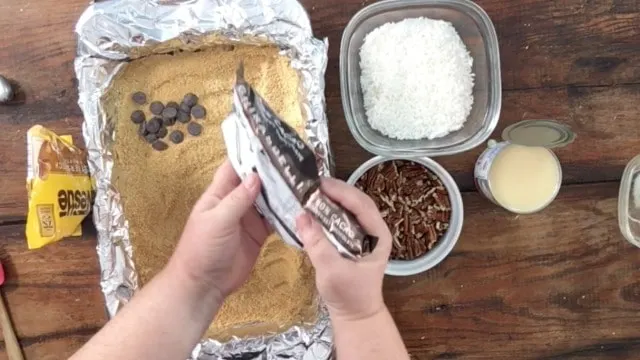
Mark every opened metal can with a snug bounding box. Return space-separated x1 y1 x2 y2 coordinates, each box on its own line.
474 120 574 214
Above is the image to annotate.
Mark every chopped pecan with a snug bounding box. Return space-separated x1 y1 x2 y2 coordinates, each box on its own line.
355 160 453 261
404 213 410 234
426 224 438 249
435 221 450 232
432 209 451 223
379 194 395 210
367 173 377 191
407 240 415 259
374 173 385 191
392 235 403 251
402 168 425 179
424 187 437 198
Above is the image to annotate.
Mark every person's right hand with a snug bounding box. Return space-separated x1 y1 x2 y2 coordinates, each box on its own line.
296 178 392 322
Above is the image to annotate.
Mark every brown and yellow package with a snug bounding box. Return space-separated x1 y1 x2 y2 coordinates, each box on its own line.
26 125 94 249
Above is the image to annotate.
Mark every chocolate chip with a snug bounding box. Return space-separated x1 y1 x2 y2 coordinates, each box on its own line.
166 101 179 110
150 101 164 115
145 117 162 134
138 123 149 137
130 110 145 124
191 105 206 119
157 127 168 139
152 140 169 151
169 130 184 144
162 116 175 127
145 133 158 144
132 92 147 105
177 110 191 123
183 93 198 107
179 102 192 113
187 122 203 136
162 106 177 120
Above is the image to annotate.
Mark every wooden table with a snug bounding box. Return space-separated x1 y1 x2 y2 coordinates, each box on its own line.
1 0 640 359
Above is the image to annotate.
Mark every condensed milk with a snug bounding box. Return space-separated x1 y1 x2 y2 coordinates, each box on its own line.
474 120 575 214
475 143 561 213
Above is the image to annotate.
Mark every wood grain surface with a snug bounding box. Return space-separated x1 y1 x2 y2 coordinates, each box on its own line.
0 223 104 360
1 0 640 358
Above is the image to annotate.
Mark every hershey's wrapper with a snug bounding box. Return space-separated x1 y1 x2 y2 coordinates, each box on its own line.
222 65 377 259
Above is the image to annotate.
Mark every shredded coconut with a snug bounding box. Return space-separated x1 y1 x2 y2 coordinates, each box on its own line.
359 17 475 140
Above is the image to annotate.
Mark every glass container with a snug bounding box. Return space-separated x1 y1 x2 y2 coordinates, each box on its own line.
340 0 502 156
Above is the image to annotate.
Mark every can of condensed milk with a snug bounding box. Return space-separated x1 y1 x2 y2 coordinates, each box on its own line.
474 120 575 214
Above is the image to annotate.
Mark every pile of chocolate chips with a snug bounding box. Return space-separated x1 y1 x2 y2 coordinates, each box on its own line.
130 91 206 151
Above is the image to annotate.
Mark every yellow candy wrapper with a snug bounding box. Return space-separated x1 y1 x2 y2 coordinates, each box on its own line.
26 125 94 249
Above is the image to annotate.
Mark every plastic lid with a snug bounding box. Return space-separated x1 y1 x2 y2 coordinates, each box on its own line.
501 120 576 149
619 154 640 248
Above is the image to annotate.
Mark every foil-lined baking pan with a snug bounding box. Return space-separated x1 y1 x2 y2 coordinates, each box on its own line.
73 1 332 359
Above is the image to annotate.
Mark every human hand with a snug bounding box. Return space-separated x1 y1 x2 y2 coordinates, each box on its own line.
169 160 270 300
296 178 392 322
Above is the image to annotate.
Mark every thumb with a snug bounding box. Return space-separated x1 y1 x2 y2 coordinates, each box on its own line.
210 172 261 225
296 212 341 267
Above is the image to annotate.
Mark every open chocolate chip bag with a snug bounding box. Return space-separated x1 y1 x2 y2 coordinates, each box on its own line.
222 65 377 259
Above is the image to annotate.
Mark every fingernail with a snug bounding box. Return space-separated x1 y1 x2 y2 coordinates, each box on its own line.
244 173 259 191
296 213 311 233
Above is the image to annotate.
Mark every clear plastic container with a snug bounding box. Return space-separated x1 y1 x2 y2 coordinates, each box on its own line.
618 154 640 248
340 0 502 157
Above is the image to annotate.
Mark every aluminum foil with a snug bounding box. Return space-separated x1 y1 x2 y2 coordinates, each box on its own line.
73 1 332 359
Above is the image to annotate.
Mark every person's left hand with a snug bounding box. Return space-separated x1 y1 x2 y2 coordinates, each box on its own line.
168 160 270 300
